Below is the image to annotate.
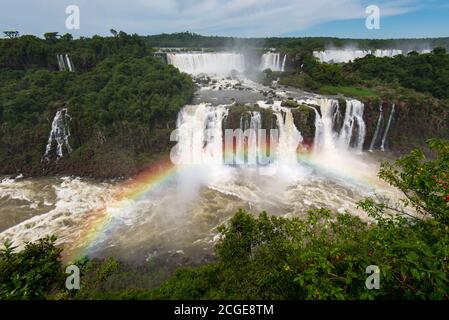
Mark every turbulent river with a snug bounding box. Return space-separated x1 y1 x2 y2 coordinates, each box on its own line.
0 52 402 265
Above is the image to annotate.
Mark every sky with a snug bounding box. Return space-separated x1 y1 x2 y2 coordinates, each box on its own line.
1 0 448 39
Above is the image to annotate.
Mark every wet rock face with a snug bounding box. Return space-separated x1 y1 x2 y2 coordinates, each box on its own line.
362 99 449 152
290 106 316 145
224 104 277 131
218 98 447 158
221 103 316 148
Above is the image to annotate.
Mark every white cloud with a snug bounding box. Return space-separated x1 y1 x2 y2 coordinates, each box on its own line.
0 0 419 37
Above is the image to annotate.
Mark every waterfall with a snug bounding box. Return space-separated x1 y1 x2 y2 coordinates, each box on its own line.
173 97 367 169
272 104 303 165
65 54 75 72
281 54 287 72
260 53 287 72
313 49 431 63
57 54 66 71
338 100 366 153
174 104 228 166
167 53 245 76
369 106 383 152
56 54 75 72
311 98 339 153
236 111 263 165
309 98 366 153
380 104 396 151
313 49 403 63
44 109 73 160
174 101 307 167
174 105 267 167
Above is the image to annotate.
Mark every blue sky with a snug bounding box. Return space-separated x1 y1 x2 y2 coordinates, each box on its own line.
1 0 448 38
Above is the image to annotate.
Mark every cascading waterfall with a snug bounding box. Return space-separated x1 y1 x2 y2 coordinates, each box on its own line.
380 104 396 151
175 101 307 168
369 106 383 152
338 100 366 153
281 55 287 72
311 98 339 153
44 109 73 160
57 54 65 71
270 103 303 165
313 49 431 63
174 96 367 172
260 53 287 72
174 104 228 166
56 54 75 72
236 111 263 165
167 53 245 76
309 98 366 154
65 54 74 72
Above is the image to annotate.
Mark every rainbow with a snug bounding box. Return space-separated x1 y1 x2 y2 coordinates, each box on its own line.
64 144 382 262
65 158 179 262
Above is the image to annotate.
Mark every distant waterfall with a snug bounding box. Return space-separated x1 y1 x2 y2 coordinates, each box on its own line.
309 98 366 153
44 109 73 160
369 106 383 152
57 54 75 72
260 53 287 72
380 104 396 151
167 53 245 76
313 49 431 63
313 49 403 63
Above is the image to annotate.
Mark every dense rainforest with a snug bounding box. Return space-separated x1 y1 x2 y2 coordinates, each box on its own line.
0 32 195 177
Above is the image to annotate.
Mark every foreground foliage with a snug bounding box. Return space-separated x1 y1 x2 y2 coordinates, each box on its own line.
0 236 63 299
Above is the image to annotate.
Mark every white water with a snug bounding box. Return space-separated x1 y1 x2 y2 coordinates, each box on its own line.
173 103 228 166
57 54 65 71
271 103 303 165
305 98 366 154
381 104 396 151
44 109 72 160
57 54 75 72
339 100 366 153
260 53 287 72
312 49 435 63
167 53 245 76
65 54 74 72
237 111 262 165
0 176 115 250
174 97 367 169
369 106 384 152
